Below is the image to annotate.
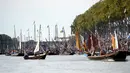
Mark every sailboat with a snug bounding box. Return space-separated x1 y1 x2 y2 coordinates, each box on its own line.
23 25 47 60
5 45 11 56
17 37 24 56
87 31 127 61
11 30 24 56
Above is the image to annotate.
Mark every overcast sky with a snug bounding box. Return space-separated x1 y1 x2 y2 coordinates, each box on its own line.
0 0 99 41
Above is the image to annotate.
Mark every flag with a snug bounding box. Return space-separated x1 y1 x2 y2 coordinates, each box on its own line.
47 25 49 28
60 27 64 33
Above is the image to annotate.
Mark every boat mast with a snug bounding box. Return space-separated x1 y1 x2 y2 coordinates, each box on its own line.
55 24 58 41
20 29 22 51
47 25 50 49
14 25 16 38
33 21 36 41
13 25 16 54
39 24 41 50
34 25 41 54
39 24 41 42
27 29 30 41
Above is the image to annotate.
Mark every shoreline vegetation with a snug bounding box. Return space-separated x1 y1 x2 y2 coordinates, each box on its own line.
0 34 77 55
71 0 130 34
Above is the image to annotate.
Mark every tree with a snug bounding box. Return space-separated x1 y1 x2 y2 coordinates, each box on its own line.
71 0 130 34
0 34 13 54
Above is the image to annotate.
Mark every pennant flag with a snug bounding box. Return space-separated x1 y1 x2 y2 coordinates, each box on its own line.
60 27 64 33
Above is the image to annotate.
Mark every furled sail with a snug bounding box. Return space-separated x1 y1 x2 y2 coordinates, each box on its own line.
75 31 81 50
111 31 118 50
18 41 21 49
111 34 115 49
114 31 118 49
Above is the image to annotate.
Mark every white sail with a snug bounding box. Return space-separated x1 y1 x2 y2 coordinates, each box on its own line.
34 25 41 54
114 31 118 49
18 41 21 49
18 29 22 49
34 39 40 53
80 35 84 44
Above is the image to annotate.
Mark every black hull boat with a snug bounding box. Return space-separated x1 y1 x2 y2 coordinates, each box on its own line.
127 51 130 55
23 25 48 60
88 51 127 61
24 53 47 60
27 52 34 55
127 49 130 55
17 53 24 56
112 51 127 61
10 52 24 56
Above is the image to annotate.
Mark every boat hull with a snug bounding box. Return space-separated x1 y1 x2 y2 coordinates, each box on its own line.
24 54 47 60
5 53 11 56
127 51 130 55
87 52 116 60
112 51 127 61
87 51 127 61
17 53 24 56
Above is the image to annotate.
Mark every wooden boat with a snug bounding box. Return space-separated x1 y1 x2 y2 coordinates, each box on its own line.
5 52 11 56
87 31 127 61
88 50 127 61
112 50 127 61
5 45 11 56
23 25 47 60
24 52 47 60
17 29 24 56
10 29 24 56
11 53 19 56
17 53 24 56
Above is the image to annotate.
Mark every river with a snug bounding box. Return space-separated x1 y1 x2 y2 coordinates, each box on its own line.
0 55 130 73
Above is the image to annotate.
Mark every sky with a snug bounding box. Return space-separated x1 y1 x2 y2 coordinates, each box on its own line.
0 0 99 41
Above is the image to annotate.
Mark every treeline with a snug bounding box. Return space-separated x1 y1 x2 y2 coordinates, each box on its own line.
0 34 19 54
71 0 130 34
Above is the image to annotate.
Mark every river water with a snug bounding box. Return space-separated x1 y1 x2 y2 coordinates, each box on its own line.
0 55 130 73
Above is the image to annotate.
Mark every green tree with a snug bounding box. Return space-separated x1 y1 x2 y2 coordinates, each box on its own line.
0 34 13 54
71 0 130 34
